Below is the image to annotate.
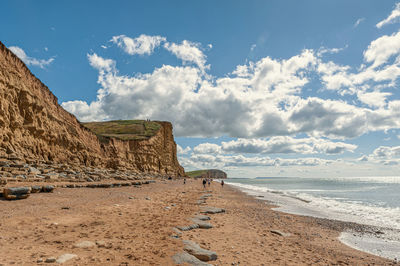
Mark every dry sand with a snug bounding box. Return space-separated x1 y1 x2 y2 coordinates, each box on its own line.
0 180 395 265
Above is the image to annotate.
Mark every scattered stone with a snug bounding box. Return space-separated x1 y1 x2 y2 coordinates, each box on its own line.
183 240 218 261
145 197 151 200
41 185 55 193
200 207 225 214
61 206 70 210
95 240 106 248
270 230 291 237
128 196 134 199
172 252 212 265
193 214 211 221
30 185 42 193
45 257 56 263
165 206 171 210
74 240 96 248
28 167 41 175
177 224 200 231
191 218 213 229
3 187 31 200
56 254 78 264
36 258 43 263
196 200 206 205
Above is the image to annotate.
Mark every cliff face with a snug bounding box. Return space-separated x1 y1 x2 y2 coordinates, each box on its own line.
0 41 184 176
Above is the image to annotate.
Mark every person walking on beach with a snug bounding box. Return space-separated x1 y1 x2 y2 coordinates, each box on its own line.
208 179 211 186
183 178 186 185
202 179 206 189
221 180 224 188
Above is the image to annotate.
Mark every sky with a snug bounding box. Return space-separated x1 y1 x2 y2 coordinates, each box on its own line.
2 1 400 178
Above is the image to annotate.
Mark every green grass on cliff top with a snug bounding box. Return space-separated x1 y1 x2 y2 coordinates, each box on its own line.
185 170 209 178
82 120 161 141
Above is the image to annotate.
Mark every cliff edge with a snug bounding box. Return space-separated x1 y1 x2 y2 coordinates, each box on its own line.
0 41 184 176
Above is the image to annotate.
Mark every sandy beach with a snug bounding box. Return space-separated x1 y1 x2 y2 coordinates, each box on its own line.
0 180 395 265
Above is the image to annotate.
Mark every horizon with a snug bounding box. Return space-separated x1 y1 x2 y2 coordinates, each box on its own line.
2 1 400 178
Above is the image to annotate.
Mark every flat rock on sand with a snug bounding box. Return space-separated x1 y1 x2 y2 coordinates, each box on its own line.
200 207 225 214
183 240 218 261
193 214 211 221
74 240 96 248
56 254 78 264
172 252 212 266
191 218 213 229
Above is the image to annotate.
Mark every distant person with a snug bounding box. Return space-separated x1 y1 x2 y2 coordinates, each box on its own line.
183 178 186 184
221 180 224 188
202 179 206 189
208 179 211 186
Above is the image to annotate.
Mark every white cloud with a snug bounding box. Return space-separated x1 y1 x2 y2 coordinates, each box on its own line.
376 3 400 28
177 144 191 155
193 137 356 155
87 53 116 72
363 30 400 68
193 143 221 154
354 17 365 28
111 34 166 55
9 46 54 68
164 40 208 71
63 32 400 141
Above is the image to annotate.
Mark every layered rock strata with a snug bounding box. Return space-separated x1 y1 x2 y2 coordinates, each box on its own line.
0 41 184 177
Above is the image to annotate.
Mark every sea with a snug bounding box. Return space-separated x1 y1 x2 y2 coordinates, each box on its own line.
226 176 400 261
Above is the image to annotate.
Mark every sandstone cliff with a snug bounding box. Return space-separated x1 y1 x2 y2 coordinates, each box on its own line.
0 41 184 176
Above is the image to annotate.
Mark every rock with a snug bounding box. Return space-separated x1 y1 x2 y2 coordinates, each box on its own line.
193 214 211 221
183 240 217 261
30 185 42 193
45 257 56 263
41 185 55 193
95 240 106 248
74 240 96 248
177 224 200 231
172 252 212 265
145 197 151 200
3 187 31 200
196 200 206 205
270 230 291 237
200 207 225 214
56 254 78 264
191 218 213 229
86 177 94 182
28 167 41 175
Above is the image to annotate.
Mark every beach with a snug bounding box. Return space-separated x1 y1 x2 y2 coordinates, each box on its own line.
0 180 394 265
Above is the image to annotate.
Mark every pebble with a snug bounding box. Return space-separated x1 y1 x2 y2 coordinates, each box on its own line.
45 257 56 263
56 254 77 264
74 240 96 248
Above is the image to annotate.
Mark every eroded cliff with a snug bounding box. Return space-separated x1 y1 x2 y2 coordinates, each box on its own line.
0 41 184 176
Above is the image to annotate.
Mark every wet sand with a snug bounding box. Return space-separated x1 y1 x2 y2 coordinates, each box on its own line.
0 180 395 265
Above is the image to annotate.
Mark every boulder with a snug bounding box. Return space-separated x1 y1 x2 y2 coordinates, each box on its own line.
30 185 42 193
191 218 213 229
3 187 31 200
193 214 211 221
177 224 199 231
41 185 55 193
183 240 217 261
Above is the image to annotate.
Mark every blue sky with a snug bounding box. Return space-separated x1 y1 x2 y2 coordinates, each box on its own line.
2 1 400 178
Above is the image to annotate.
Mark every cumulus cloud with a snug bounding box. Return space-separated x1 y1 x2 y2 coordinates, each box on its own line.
63 31 400 141
376 3 400 28
363 30 400 68
180 152 334 169
9 46 54 68
111 34 166 55
177 144 191 155
219 137 356 155
164 40 208 71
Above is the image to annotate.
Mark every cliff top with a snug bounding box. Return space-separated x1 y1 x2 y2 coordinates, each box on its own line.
186 169 227 179
82 120 161 141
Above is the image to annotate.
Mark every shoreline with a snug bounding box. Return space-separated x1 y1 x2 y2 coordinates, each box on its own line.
226 181 400 262
0 179 395 265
